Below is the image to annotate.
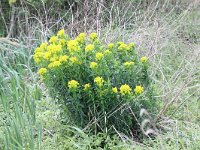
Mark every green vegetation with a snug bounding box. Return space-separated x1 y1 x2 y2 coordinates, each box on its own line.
33 31 157 136
0 0 199 149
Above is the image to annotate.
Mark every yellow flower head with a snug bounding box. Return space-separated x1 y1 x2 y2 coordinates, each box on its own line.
89 32 97 41
53 44 62 53
85 44 94 52
33 57 40 63
50 55 59 62
49 36 58 43
95 52 104 61
108 43 114 49
94 76 104 87
70 56 79 64
117 42 124 46
129 42 135 48
59 55 68 63
140 57 148 63
38 68 47 76
118 43 129 51
84 83 91 90
134 85 144 94
76 32 86 43
33 52 43 64
48 61 61 69
67 40 80 53
33 57 41 64
120 84 131 95
43 52 51 60
59 39 66 45
40 42 48 50
47 44 53 51
123 61 135 68
104 50 111 55
34 52 43 57
79 32 86 38
112 87 118 94
34 47 42 53
90 62 98 69
68 80 79 89
57 29 65 37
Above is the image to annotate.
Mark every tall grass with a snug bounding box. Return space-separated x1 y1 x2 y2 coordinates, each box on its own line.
0 40 43 150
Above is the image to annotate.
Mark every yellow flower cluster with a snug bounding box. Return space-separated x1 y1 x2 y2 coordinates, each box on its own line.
47 44 62 54
57 29 65 37
33 42 63 66
67 40 80 53
33 52 43 64
59 55 68 63
123 61 135 68
40 42 48 49
90 62 98 69
76 33 86 43
50 55 59 62
117 41 135 49
120 84 132 95
108 43 114 49
67 77 144 96
117 42 123 46
140 57 148 63
112 87 118 94
49 36 58 43
84 83 91 90
59 39 66 45
118 85 144 95
104 50 111 55
38 68 47 75
34 30 93 71
48 61 61 69
134 85 144 94
94 76 104 87
95 52 104 61
33 43 48 63
43 52 51 60
70 56 79 64
90 32 97 41
129 42 135 48
85 44 94 52
34 31 147 100
68 80 79 89
118 42 130 51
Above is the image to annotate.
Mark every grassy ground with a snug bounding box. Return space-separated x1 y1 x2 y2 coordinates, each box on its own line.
0 1 199 149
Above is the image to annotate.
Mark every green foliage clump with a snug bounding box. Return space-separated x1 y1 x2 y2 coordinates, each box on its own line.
33 30 157 135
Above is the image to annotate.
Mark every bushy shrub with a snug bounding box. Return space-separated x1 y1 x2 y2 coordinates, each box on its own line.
33 30 157 135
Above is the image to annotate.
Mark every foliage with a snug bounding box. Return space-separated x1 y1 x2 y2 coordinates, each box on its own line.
0 40 42 150
33 30 157 135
